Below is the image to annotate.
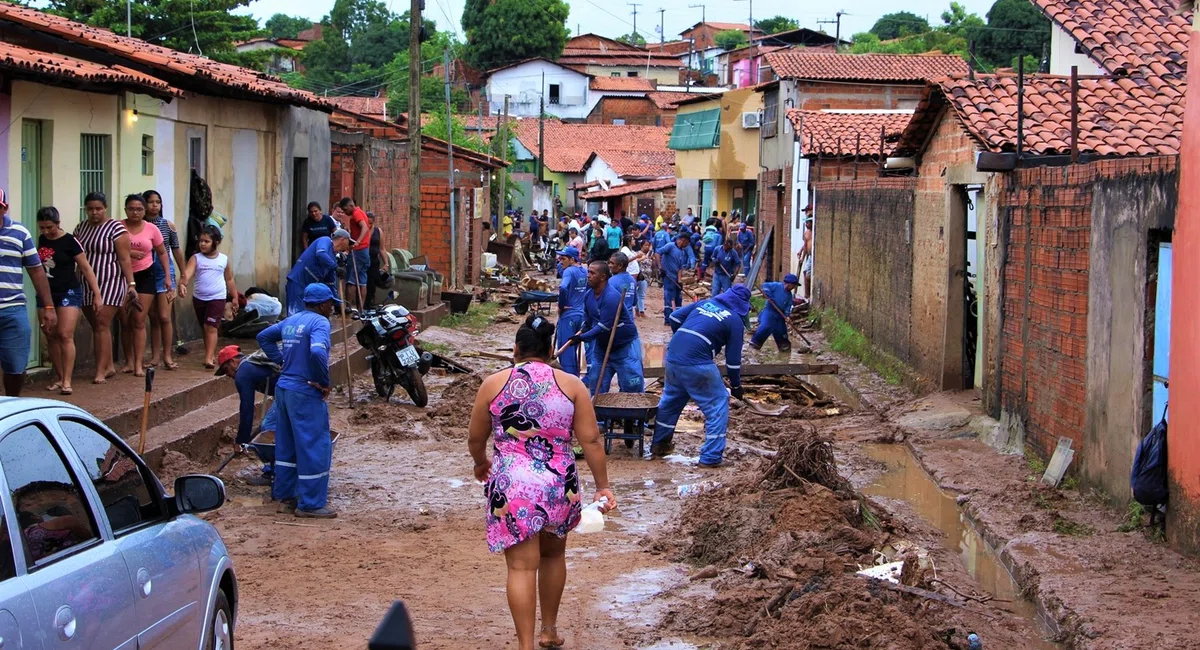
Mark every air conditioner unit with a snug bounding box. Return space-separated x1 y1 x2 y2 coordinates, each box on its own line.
742 112 760 129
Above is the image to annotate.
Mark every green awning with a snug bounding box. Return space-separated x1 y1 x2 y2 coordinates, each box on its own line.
669 108 721 150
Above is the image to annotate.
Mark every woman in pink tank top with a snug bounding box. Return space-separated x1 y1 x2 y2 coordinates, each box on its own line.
469 314 616 650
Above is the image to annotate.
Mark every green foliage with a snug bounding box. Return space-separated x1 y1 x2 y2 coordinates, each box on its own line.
714 29 748 51
441 301 499 329
849 2 980 63
462 0 570 71
385 32 469 115
616 32 647 46
46 0 260 63
1012 53 1041 73
976 0 1050 69
818 309 909 386
265 13 312 39
1052 515 1094 537
423 112 489 152
1117 501 1147 533
869 11 930 40
301 0 432 92
1025 451 1046 479
755 15 799 35
418 341 454 355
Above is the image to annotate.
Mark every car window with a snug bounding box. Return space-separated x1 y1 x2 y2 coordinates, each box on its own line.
58 418 164 534
0 507 15 582
0 423 100 566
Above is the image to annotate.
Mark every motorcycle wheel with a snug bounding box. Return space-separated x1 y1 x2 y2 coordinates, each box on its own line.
371 356 395 399
404 367 429 407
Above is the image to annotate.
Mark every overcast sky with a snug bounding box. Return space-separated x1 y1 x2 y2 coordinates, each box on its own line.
237 0 1000 44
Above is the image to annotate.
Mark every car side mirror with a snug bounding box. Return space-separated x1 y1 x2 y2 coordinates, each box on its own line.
174 475 226 514
369 600 416 649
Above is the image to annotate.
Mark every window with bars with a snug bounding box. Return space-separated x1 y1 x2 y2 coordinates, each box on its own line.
79 134 111 215
141 135 154 176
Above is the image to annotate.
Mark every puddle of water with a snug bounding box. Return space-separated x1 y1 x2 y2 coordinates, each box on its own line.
862 444 1061 650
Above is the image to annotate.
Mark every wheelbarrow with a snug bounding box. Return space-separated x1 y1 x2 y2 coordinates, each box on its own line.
593 393 659 457
513 290 557 315
246 429 343 465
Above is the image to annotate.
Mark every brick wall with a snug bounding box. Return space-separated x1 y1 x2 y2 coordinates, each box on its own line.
812 158 882 182
998 156 1175 458
797 81 925 111
755 168 794 283
585 97 675 127
616 187 677 219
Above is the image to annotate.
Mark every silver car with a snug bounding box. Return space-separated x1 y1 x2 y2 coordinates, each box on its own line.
0 398 236 649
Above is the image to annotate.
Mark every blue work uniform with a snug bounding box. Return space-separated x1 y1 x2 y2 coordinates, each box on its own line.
701 226 723 271
556 264 589 376
657 242 691 322
751 281 794 351
233 353 280 445
653 290 748 465
653 227 672 252
738 229 756 272
286 239 338 316
710 246 741 297
258 310 333 511
580 283 642 395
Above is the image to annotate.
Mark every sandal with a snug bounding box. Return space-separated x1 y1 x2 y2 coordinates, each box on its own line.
92 377 108 385
163 361 179 370
46 382 62 392
60 387 73 395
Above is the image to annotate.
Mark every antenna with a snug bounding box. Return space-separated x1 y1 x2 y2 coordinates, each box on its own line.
688 3 705 29
659 8 665 46
817 10 846 51
629 3 641 39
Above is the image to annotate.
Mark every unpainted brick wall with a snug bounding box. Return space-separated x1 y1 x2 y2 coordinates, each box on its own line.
756 169 793 282
585 97 674 127
797 81 925 111
998 156 1175 459
812 178 918 365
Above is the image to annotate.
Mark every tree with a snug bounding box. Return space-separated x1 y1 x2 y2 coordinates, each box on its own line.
46 0 260 63
755 16 799 35
462 0 570 71
869 11 929 40
714 29 748 51
616 32 647 46
385 32 470 115
265 13 312 39
975 0 1051 69
849 2 982 61
300 0 437 94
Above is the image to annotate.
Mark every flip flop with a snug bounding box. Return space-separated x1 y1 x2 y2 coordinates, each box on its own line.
59 387 73 395
163 361 179 370
92 378 109 385
46 382 62 392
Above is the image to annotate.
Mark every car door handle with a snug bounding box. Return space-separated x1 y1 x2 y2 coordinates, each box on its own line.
137 566 153 598
54 605 76 640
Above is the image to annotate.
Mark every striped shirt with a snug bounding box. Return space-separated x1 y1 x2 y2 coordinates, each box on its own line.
152 216 181 275
0 215 40 310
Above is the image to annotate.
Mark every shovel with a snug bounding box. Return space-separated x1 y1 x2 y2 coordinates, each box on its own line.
733 393 789 417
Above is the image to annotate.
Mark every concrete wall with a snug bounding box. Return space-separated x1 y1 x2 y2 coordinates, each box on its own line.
583 65 679 85
585 96 673 127
280 106 332 281
673 88 762 182
487 61 592 119
1084 166 1176 502
1049 25 1105 76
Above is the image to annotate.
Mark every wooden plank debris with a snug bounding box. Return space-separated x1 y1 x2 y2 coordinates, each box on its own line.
642 362 839 379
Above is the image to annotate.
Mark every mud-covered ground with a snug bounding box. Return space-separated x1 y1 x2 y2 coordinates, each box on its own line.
189 281 1200 648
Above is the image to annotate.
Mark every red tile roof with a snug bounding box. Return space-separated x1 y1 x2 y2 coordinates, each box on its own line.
1030 0 1190 77
787 110 914 157
0 3 329 110
565 34 645 52
558 51 683 68
328 95 389 118
682 22 759 34
0 40 181 98
587 149 676 177
513 122 672 173
646 91 694 109
763 51 969 82
581 176 676 200
900 75 1184 157
589 77 658 91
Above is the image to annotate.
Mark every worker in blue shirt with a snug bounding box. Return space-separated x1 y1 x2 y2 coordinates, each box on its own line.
653 221 674 252
286 229 352 316
700 221 723 276
657 231 692 324
607 251 638 317
737 223 755 274
555 246 588 376
569 260 642 395
651 285 751 466
710 238 741 296
750 274 800 353
214 344 279 486
257 283 338 518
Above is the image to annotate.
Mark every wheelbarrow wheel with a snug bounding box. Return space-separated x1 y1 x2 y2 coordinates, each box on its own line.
371 357 394 400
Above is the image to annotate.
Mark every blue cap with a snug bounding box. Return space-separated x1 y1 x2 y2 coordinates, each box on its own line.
556 246 580 261
303 283 342 305
715 284 752 317
784 273 799 285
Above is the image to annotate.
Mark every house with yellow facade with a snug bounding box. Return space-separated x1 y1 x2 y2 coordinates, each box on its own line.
669 87 762 220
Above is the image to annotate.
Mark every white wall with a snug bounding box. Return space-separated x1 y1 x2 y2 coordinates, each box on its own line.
1049 24 1105 76
487 61 592 120
583 154 623 187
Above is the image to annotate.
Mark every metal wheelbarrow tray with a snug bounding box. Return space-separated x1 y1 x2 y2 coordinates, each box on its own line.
592 393 659 457
247 429 343 464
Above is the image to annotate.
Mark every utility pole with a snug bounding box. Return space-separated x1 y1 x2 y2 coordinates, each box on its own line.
818 11 846 52
538 72 545 184
126 0 131 37
688 3 705 27
659 8 665 46
629 3 640 40
499 95 510 214
444 48 457 287
407 0 423 253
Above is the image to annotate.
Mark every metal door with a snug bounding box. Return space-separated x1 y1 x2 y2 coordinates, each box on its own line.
636 198 655 219
20 121 41 369
1154 243 1171 420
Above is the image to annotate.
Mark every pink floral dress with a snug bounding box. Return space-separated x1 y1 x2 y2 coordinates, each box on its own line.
485 362 582 553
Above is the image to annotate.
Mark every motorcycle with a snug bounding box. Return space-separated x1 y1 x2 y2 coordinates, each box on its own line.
535 232 562 274
353 304 432 407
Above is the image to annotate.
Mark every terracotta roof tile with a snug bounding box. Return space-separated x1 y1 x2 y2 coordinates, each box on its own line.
513 122 671 173
557 51 683 68
1030 0 1190 77
687 22 756 32
0 40 181 97
328 95 389 118
763 51 968 82
581 176 676 200
589 149 676 177
646 91 693 109
589 77 658 91
0 2 329 110
787 110 914 157
903 75 1184 157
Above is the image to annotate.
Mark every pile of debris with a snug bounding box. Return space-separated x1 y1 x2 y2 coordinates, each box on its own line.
658 426 1019 649
740 375 841 417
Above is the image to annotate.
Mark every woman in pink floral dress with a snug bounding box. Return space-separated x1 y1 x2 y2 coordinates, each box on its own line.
469 313 616 650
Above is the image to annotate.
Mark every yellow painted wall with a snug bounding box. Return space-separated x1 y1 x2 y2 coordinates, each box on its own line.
585 65 679 86
673 87 762 183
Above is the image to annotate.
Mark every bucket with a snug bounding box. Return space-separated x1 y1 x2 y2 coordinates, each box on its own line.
442 290 472 314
